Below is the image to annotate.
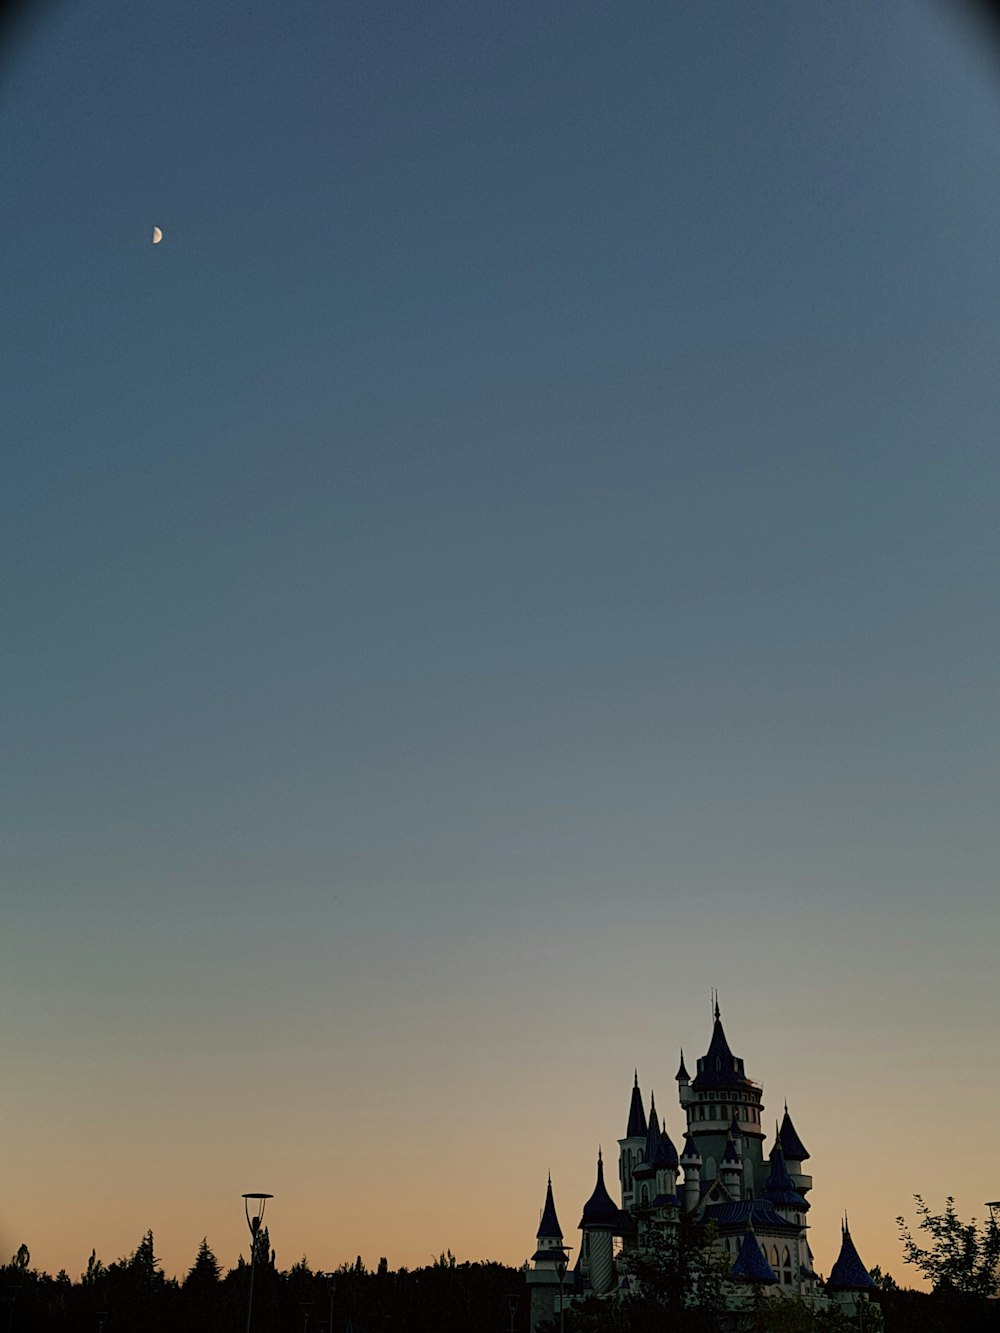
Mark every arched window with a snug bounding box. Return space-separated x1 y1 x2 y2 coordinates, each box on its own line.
770 1246 780 1270
640 1183 649 1205
782 1248 791 1268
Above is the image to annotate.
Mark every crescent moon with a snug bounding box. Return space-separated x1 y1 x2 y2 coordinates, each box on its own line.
151 226 163 244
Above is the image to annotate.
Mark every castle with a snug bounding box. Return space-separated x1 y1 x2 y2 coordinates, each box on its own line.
527 1002 876 1328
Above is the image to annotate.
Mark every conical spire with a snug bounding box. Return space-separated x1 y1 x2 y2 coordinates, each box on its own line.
625 1071 648 1138
536 1173 563 1240
692 1004 748 1091
675 1048 690 1082
646 1095 661 1155
778 1104 810 1162
826 1220 876 1291
730 1216 776 1285
578 1149 621 1228
764 1132 807 1209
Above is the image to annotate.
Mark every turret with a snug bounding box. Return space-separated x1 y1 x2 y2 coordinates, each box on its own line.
651 1121 680 1212
680 1134 702 1213
825 1217 876 1319
730 1216 777 1288
631 1093 660 1207
720 1132 743 1200
763 1131 808 1225
618 1072 647 1210
778 1103 812 1197
579 1150 620 1295
676 1049 693 1106
527 1176 570 1333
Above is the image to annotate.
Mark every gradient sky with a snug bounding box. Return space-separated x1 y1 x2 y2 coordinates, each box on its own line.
3 0 1000 1289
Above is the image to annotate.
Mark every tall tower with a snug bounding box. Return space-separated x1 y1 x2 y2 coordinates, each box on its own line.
527 1176 569 1333
618 1072 647 1211
683 1000 766 1196
579 1150 620 1295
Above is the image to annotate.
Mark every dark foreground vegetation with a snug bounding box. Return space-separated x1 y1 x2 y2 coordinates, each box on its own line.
0 1238 529 1333
2 1196 996 1332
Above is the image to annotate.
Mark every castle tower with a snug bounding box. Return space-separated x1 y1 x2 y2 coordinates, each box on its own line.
618 1073 647 1211
579 1150 620 1295
680 1133 702 1213
779 1103 812 1199
825 1217 876 1318
651 1118 680 1216
685 1000 766 1192
630 1092 660 1213
720 1131 743 1200
675 1050 693 1107
527 1176 570 1333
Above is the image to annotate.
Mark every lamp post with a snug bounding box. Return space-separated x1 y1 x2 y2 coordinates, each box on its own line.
505 1292 520 1333
556 1261 566 1333
319 1271 336 1333
242 1191 273 1333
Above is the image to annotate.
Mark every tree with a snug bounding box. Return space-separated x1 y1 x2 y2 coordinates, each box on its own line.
184 1237 221 1290
896 1196 1000 1299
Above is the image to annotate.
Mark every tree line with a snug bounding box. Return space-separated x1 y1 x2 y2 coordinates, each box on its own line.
2 1195 996 1333
0 1237 528 1333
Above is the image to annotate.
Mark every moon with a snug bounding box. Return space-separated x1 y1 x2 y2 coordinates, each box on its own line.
151 226 163 244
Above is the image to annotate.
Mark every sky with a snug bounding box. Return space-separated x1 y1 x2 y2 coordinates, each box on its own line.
2 0 1000 1289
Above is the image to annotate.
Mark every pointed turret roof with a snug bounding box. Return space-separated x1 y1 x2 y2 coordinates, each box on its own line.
779 1105 810 1162
645 1097 661 1157
728 1113 742 1138
653 1124 678 1171
680 1134 701 1162
722 1133 742 1166
691 1003 752 1091
763 1136 808 1210
675 1049 690 1082
625 1072 647 1139
730 1224 777 1285
826 1222 876 1292
537 1174 563 1240
578 1150 620 1229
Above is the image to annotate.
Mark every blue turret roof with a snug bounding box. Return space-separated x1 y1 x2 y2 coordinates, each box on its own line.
653 1125 678 1171
675 1050 690 1082
731 1227 777 1284
703 1200 799 1232
764 1139 809 1211
530 1246 569 1264
779 1106 810 1163
578 1151 621 1229
691 1008 753 1092
722 1134 742 1166
680 1134 701 1162
645 1098 661 1159
625 1072 647 1139
826 1224 876 1292
537 1174 563 1240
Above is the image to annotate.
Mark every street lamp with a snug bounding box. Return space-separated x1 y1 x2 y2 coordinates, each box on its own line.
318 1271 336 1333
986 1202 1000 1224
556 1261 567 1333
242 1191 273 1333
504 1292 520 1333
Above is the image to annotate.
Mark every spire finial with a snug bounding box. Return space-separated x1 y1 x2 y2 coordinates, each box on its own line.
784 1098 788 1114
713 988 721 1023
650 1089 656 1112
634 1068 639 1087
598 1145 603 1165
